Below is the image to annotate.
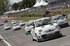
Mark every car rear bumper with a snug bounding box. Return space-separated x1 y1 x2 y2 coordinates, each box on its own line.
13 27 21 30
5 28 11 30
20 24 25 26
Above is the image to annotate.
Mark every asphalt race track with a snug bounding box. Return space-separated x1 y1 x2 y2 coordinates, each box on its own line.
0 20 70 46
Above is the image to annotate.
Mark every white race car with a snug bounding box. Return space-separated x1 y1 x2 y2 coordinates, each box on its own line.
4 24 11 30
19 21 25 26
11 20 16 24
25 21 34 33
0 23 3 26
12 23 21 30
31 18 62 42
51 15 69 27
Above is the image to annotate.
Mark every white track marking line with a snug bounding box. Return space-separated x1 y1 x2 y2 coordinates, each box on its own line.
0 35 12 46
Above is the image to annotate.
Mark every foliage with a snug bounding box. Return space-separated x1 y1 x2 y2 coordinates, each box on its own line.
12 3 19 10
12 0 36 10
0 0 9 14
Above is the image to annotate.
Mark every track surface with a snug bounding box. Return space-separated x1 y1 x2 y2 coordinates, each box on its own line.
0 20 70 46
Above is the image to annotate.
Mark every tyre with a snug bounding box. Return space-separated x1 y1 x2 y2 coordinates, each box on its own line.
36 38 41 42
32 38 36 41
59 33 62 37
31 35 36 41
32 37 36 41
66 23 69 27
35 33 41 42
31 33 36 41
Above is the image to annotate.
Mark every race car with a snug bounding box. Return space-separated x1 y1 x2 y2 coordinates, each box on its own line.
25 20 34 33
19 21 25 26
51 15 69 28
0 23 3 26
11 20 16 24
4 24 11 30
31 18 62 42
12 23 21 30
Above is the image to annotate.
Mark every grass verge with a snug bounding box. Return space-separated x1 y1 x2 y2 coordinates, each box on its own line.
10 17 44 22
10 17 70 22
67 18 70 21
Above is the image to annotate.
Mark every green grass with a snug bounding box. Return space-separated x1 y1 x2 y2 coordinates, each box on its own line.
9 11 45 17
11 17 70 22
11 17 44 22
24 12 44 15
67 18 70 21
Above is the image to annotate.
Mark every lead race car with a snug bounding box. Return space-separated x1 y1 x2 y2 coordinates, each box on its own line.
30 18 62 42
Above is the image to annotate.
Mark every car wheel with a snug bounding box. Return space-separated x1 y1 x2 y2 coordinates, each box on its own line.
36 38 41 42
35 33 41 42
31 36 36 41
66 23 69 26
32 38 36 41
59 33 62 37
31 34 36 41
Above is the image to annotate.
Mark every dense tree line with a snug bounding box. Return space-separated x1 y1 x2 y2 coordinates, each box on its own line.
0 0 9 14
12 0 48 10
12 0 36 10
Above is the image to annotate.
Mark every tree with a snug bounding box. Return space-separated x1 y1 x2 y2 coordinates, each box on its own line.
0 0 9 14
12 3 19 10
12 0 36 9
